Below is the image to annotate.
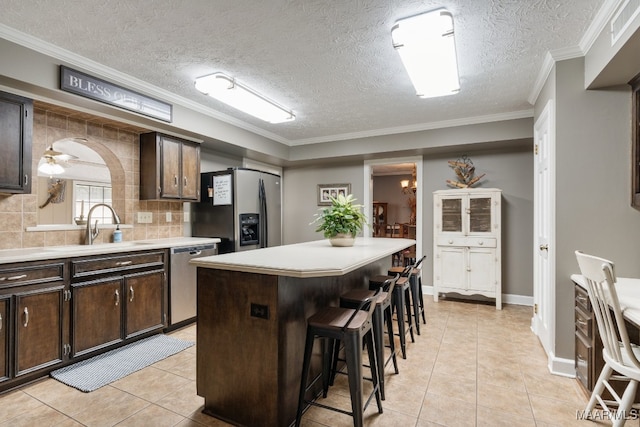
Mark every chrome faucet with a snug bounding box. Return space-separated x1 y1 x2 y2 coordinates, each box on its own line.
85 203 121 245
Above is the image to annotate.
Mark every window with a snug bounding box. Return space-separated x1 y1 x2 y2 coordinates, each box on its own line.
75 181 113 224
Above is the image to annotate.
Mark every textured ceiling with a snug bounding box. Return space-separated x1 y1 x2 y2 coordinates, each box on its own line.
0 0 604 145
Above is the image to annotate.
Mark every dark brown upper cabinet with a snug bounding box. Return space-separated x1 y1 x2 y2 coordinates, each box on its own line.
139 132 200 201
0 91 33 194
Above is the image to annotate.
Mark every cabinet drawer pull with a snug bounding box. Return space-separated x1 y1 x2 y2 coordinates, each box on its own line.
24 174 29 186
7 274 27 281
0 313 2 331
23 307 29 327
115 289 120 306
576 318 588 327
115 261 133 266
577 353 586 362
576 295 588 304
184 176 187 187
129 286 134 302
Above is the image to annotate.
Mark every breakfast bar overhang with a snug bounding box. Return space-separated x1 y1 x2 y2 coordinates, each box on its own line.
191 237 415 427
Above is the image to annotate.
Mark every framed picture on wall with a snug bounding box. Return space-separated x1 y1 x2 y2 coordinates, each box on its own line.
317 183 351 205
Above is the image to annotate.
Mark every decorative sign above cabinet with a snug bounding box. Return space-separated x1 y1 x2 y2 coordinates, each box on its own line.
59 66 172 122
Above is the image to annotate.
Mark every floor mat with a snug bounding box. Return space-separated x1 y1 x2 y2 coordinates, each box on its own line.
50 334 194 392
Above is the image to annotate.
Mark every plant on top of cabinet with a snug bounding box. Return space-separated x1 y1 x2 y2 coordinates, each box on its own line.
139 132 200 201
0 90 33 194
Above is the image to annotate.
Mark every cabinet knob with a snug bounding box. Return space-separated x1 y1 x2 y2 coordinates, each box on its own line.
174 175 178 186
479 241 484 245
539 244 549 251
448 240 453 244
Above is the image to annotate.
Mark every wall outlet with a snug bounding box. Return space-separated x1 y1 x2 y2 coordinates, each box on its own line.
137 212 153 224
184 211 190 222
166 211 172 222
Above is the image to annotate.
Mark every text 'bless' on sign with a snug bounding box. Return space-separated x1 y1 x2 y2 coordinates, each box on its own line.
60 66 172 122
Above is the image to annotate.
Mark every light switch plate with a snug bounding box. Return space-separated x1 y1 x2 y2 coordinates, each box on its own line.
137 212 153 224
166 211 172 222
184 211 190 222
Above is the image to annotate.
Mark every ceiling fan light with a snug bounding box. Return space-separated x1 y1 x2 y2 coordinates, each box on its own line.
392 9 460 98
194 73 295 124
38 157 65 175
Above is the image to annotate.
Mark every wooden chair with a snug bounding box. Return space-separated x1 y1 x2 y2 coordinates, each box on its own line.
575 251 640 426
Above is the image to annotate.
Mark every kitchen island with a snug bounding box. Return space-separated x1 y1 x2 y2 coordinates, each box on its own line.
191 237 415 427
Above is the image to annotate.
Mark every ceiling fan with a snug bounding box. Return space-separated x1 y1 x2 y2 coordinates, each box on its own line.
38 138 83 175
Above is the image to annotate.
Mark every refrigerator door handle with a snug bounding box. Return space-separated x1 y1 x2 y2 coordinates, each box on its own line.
259 178 268 248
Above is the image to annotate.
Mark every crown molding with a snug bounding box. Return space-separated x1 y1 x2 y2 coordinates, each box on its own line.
527 0 623 106
290 109 534 146
0 24 292 146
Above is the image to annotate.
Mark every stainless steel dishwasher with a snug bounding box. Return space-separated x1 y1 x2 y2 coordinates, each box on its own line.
169 243 217 328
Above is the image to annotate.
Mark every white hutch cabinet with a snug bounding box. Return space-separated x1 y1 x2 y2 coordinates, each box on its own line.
433 188 502 309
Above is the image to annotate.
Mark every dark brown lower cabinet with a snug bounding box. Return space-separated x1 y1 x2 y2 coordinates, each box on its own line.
574 283 640 401
0 249 167 395
70 251 167 357
125 270 164 339
14 285 65 376
72 278 123 357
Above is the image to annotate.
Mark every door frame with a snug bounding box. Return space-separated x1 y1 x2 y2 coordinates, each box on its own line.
363 156 423 261
532 98 556 367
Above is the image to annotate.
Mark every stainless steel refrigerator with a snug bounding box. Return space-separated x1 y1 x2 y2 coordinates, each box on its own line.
191 168 282 253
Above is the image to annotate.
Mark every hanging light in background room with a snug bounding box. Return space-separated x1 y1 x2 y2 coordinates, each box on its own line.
401 163 417 194
194 73 295 124
392 8 460 98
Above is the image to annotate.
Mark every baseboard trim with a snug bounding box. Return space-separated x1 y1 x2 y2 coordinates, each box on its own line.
548 352 576 378
422 285 534 306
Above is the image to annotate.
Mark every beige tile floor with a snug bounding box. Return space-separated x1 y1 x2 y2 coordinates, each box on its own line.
0 298 624 426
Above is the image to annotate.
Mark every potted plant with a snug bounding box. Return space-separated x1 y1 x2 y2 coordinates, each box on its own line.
311 193 368 246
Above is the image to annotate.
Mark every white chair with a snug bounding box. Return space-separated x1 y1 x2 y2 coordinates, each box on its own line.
575 251 640 426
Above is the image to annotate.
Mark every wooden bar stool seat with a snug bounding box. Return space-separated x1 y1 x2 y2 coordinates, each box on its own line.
295 289 383 427
339 275 399 400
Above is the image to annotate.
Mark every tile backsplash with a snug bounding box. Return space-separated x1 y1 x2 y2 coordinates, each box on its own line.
0 101 185 250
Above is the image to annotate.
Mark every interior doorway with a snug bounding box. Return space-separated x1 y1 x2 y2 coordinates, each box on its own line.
364 156 423 263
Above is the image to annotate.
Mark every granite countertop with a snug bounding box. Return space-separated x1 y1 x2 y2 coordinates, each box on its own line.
0 237 221 265
190 237 416 278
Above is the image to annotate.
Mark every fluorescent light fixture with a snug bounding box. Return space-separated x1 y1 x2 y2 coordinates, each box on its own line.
194 73 295 123
392 8 460 98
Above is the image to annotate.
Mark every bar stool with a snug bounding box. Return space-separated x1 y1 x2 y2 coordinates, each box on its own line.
338 274 399 400
369 266 414 359
295 288 383 427
389 255 427 334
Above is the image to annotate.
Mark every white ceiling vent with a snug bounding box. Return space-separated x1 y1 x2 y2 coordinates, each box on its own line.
611 0 640 45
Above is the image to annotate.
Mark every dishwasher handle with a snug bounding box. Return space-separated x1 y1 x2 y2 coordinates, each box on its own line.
189 250 202 256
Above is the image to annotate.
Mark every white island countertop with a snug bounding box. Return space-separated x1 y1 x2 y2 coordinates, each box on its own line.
190 237 415 278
